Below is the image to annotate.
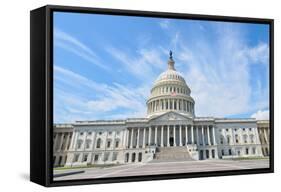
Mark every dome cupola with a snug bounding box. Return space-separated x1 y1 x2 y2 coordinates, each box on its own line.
146 51 195 118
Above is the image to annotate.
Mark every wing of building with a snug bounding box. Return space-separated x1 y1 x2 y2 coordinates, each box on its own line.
53 53 270 167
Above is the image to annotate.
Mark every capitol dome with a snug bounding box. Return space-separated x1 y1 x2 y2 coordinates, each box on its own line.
147 51 195 118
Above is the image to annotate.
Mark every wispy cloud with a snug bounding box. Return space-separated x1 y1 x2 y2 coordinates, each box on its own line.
54 28 110 71
159 19 171 29
105 46 166 83
171 23 269 117
54 66 147 122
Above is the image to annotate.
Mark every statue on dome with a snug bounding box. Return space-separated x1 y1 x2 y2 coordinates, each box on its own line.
169 50 173 59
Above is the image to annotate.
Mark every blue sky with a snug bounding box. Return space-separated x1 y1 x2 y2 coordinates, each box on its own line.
53 11 270 123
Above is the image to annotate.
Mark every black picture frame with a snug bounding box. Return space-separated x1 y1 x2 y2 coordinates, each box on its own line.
30 4 274 187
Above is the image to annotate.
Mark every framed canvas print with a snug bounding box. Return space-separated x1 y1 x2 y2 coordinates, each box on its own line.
30 5 274 187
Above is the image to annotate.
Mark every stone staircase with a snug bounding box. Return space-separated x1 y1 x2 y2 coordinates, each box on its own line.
151 146 194 162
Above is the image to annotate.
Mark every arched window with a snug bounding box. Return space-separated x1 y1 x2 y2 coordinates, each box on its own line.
125 153 129 162
245 148 249 155
132 153 136 162
250 134 254 143
115 139 120 148
86 139 91 149
227 136 231 144
77 139 83 149
235 134 239 143
138 152 142 162
252 147 256 154
96 138 102 148
243 135 248 143
229 149 232 155
220 135 224 144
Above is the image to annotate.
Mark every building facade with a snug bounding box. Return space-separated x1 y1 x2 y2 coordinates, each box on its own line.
53 53 270 167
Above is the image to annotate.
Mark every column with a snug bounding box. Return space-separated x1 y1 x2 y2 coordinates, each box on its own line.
212 126 216 145
201 126 205 146
148 127 151 146
59 133 65 151
136 128 140 148
82 132 87 150
191 125 194 144
53 133 59 151
155 126 158 146
207 126 211 145
179 125 182 146
167 126 170 147
143 128 146 148
168 99 170 110
173 125 176 146
130 128 134 148
91 131 97 150
126 129 130 148
64 133 71 151
161 126 164 147
185 125 188 145
69 132 76 151
263 128 268 144
72 131 79 150
196 126 199 145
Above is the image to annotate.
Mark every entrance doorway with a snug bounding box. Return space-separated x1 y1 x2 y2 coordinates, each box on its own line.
169 137 174 146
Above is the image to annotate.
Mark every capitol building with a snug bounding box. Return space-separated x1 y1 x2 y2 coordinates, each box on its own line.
53 52 270 167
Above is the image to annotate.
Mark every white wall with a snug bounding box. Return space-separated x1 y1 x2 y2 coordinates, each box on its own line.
0 0 279 191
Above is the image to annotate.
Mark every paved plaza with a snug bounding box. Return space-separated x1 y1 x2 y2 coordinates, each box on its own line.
54 159 269 181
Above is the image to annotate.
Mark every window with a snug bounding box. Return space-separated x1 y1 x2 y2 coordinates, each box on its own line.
125 153 129 162
132 153 136 162
80 132 84 136
220 136 224 144
99 132 102 135
104 152 110 161
74 154 79 162
107 141 111 148
227 136 231 144
250 135 254 143
88 131 92 135
77 139 83 149
252 147 256 154
243 135 248 143
108 131 112 135
226 128 229 132
221 150 224 156
115 140 119 148
234 128 237 132
96 138 102 148
243 128 246 131
94 154 99 162
229 149 232 155
83 154 88 162
249 128 252 131
86 139 91 149
112 152 118 161
116 131 120 135
235 134 239 143
245 148 249 155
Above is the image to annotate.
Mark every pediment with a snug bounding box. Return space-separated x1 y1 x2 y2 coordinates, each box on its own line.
149 111 193 124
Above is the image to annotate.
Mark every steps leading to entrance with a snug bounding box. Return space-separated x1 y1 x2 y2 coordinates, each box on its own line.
151 146 194 162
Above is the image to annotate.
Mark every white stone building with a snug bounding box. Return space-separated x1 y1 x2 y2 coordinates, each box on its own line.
53 52 270 167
